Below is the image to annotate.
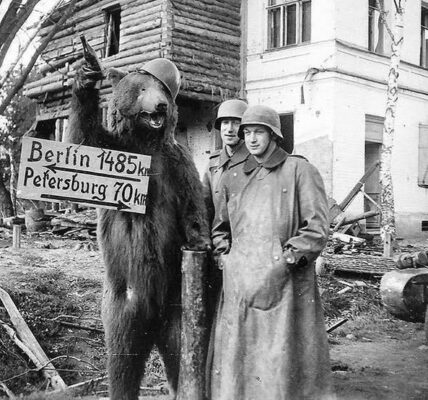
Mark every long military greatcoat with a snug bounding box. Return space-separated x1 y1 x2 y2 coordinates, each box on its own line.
202 141 249 228
210 146 334 400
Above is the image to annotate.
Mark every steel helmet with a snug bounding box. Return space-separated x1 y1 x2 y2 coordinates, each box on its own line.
238 105 283 140
214 99 248 130
139 58 181 100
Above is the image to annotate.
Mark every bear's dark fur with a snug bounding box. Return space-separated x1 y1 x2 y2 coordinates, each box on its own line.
64 60 209 400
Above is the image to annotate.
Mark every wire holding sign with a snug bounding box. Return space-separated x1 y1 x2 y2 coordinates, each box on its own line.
17 138 152 214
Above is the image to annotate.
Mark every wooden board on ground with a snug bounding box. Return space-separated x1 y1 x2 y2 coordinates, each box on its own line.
324 254 397 275
17 138 151 214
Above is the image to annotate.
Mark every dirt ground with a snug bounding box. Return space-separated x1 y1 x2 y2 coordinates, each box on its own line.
0 225 427 399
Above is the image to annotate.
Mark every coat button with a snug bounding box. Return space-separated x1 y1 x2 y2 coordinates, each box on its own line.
282 188 287 193
233 172 237 177
274 256 280 261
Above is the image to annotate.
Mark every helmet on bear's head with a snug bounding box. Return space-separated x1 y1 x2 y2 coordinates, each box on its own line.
139 58 181 101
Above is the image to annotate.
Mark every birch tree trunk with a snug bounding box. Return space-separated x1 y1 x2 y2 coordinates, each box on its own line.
379 0 406 257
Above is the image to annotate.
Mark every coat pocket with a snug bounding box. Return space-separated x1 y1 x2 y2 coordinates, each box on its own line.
245 242 290 311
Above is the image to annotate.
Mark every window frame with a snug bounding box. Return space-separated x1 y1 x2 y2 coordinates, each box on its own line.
368 0 384 54
104 5 121 58
266 0 311 50
420 6 428 68
418 124 428 188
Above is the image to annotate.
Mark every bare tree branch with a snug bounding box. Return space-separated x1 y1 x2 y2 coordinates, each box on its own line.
0 0 23 45
0 0 79 115
0 17 43 88
393 0 399 13
0 0 40 66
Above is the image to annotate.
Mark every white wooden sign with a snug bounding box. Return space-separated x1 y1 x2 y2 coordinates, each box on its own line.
17 137 151 214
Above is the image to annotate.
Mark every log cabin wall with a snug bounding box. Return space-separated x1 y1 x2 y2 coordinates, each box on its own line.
169 0 242 102
23 0 242 173
24 0 242 118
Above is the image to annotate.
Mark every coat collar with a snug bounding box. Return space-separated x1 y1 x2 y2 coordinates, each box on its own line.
243 146 289 174
218 141 249 169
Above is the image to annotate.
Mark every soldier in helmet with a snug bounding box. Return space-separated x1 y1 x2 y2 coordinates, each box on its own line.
202 99 249 228
202 99 249 396
210 105 334 400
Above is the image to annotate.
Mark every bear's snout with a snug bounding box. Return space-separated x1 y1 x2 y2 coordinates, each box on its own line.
156 102 167 113
139 86 169 115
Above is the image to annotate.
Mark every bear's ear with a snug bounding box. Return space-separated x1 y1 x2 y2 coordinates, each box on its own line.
107 68 127 88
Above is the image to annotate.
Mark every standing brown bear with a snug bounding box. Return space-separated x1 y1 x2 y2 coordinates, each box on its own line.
64 55 210 400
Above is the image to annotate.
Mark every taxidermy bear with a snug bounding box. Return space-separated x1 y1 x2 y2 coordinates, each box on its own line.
64 53 209 400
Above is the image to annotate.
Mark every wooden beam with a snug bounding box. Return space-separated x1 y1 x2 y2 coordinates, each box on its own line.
0 288 66 390
338 161 380 211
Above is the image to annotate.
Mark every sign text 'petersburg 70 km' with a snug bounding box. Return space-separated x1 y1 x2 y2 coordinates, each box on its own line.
17 137 152 214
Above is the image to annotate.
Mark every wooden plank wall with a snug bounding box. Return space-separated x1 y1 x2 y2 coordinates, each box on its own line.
24 0 242 118
171 0 241 102
24 0 166 118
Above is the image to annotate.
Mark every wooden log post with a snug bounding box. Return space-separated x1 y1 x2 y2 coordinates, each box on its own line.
12 224 21 249
177 250 208 400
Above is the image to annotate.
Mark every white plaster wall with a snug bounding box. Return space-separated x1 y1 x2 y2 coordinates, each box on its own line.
311 0 336 42
246 0 266 55
246 76 335 194
331 78 386 215
402 0 423 65
332 77 428 237
334 0 367 48
243 0 428 237
177 101 215 178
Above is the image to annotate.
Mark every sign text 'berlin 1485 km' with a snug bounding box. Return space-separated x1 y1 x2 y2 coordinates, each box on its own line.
17 137 151 214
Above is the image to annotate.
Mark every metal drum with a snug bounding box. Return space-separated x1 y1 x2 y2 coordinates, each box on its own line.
380 268 428 322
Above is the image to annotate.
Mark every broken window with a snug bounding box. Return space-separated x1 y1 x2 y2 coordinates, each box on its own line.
267 0 311 50
104 5 121 57
421 7 428 68
419 124 428 187
368 0 384 54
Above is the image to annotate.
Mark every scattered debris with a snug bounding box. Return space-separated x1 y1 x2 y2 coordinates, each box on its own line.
315 256 326 275
0 287 66 390
394 251 428 269
58 320 103 334
329 161 380 234
0 381 15 399
332 232 366 245
326 318 349 333
337 287 352 295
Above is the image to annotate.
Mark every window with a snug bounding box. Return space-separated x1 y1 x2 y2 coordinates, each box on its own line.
279 113 294 154
368 0 384 54
421 7 428 68
419 124 428 187
34 119 56 141
267 0 311 50
104 5 121 57
34 118 68 142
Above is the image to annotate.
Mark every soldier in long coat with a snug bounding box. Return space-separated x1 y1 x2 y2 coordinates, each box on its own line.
202 99 249 396
202 99 249 229
210 105 334 400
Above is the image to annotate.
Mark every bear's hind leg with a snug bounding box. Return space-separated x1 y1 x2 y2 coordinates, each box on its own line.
103 289 155 400
156 302 181 399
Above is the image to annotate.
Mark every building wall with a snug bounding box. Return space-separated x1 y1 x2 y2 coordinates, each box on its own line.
176 99 216 177
244 0 428 237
